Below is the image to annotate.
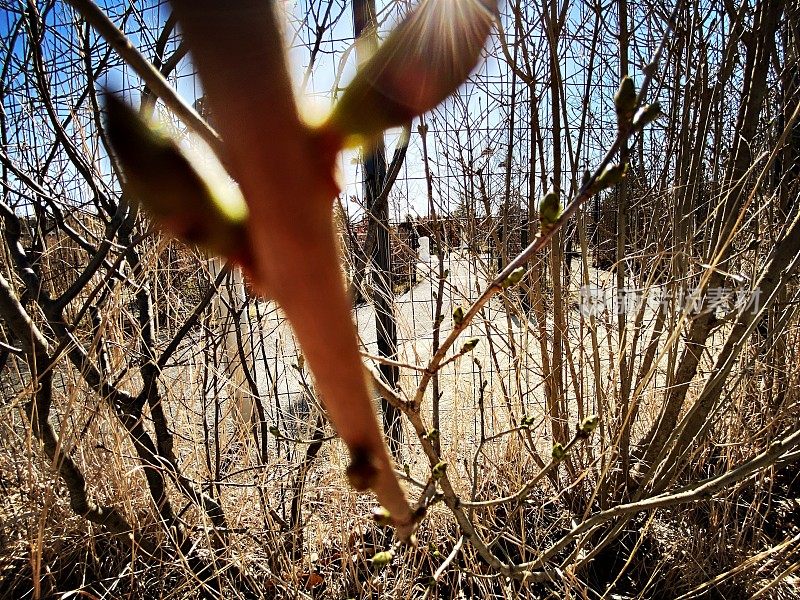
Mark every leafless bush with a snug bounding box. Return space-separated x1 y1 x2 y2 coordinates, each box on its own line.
1 0 799 598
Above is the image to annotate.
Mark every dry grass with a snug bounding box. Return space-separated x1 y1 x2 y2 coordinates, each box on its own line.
1 249 799 598
2 1 800 597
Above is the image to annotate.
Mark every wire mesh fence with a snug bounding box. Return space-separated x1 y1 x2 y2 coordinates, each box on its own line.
2 1 799 597
0 0 639 453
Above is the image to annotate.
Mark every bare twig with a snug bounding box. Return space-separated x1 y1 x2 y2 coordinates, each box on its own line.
64 0 222 154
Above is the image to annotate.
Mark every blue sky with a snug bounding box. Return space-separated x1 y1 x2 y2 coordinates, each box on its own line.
0 0 684 223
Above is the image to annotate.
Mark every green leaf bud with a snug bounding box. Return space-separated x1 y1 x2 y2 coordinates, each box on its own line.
552 442 567 462
327 0 497 146
370 549 395 568
538 189 561 232
632 102 662 131
595 163 628 191
104 93 251 264
372 506 393 526
614 75 637 125
432 461 448 480
461 337 480 353
578 414 599 437
452 306 465 327
423 428 440 443
502 266 526 289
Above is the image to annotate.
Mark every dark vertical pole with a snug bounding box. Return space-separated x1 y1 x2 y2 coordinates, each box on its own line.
353 0 403 455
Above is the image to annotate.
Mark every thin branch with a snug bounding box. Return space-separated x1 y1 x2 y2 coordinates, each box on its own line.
64 0 222 155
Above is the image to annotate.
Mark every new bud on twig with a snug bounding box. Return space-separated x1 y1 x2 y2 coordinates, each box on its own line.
614 75 637 127
268 425 282 438
552 443 567 462
104 93 251 265
370 549 395 569
502 266 526 289
521 415 536 427
432 461 448 480
452 306 465 327
423 428 440 443
326 0 497 146
461 337 480 353
372 506 393 527
538 189 561 233
593 163 628 192
632 102 662 131
578 414 599 438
